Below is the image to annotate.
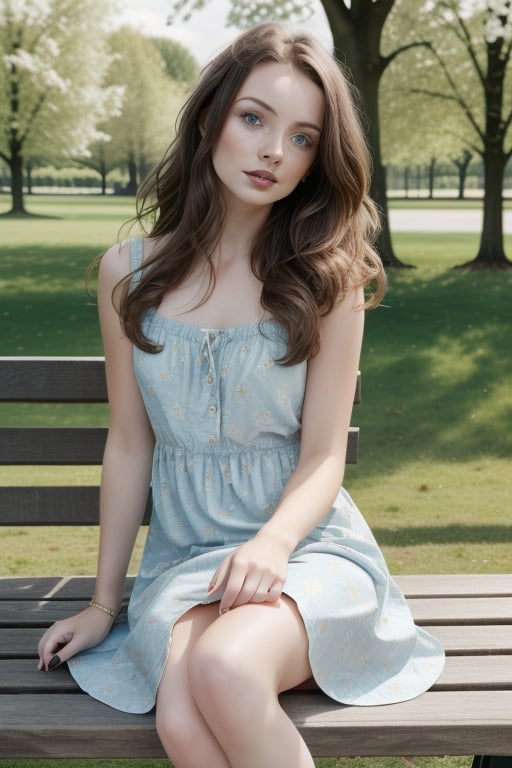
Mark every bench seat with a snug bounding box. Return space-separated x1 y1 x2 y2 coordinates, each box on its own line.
1 573 511 759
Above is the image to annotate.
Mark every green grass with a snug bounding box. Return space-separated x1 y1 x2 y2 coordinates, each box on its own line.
1 194 509 768
0 760 474 768
387 196 512 209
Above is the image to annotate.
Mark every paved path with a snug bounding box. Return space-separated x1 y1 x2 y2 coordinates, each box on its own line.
390 208 512 233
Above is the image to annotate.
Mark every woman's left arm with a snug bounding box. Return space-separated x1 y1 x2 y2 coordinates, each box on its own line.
211 288 365 612
262 285 365 550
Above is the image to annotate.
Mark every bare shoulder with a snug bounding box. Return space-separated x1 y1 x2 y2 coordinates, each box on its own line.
99 240 132 286
99 236 163 283
320 286 365 341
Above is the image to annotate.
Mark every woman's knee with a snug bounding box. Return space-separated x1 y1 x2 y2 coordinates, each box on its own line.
188 623 273 723
155 702 191 758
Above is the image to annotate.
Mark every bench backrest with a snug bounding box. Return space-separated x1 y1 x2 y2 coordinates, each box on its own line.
0 357 360 527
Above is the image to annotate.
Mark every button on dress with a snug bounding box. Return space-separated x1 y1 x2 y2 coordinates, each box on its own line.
69 238 444 712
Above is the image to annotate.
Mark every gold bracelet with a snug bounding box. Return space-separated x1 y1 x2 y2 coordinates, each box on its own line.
89 600 118 618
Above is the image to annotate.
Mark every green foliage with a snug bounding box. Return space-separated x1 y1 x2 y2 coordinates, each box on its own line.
151 37 199 84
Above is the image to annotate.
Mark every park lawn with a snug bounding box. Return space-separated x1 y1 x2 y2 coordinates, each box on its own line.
0 195 509 768
0 758 474 768
1 196 511 577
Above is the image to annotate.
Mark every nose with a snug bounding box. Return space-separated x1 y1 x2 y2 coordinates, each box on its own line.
260 139 284 165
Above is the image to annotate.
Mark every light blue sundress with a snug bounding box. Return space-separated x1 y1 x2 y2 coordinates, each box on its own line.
69 237 444 712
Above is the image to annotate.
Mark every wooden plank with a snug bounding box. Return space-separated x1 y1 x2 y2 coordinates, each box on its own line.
425 624 512 655
0 486 100 525
2 623 511 662
0 427 355 467
0 357 107 402
3 654 512 694
1 623 509 660
0 660 79 692
408 596 512 625
395 574 512 598
281 690 512 757
0 628 46 658
0 427 106 464
435 655 512 690
1 691 512 758
0 576 65 599
346 427 358 464
0 599 89 627
0 575 135 600
2 574 509 603
0 359 360 405
2 594 512 628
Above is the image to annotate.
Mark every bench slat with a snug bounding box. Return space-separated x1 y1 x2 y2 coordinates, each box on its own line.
396 574 512 597
408 596 512 625
0 357 107 402
0 426 356 467
3 624 512 659
3 624 512 660
1 691 511 758
3 654 512 694
3 594 510 627
1 574 511 601
0 359 360 405
0 487 100 525
0 427 107 464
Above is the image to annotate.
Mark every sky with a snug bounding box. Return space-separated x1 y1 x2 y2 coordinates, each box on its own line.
118 0 333 66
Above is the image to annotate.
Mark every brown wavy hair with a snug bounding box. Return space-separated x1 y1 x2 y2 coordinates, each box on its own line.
118 22 386 364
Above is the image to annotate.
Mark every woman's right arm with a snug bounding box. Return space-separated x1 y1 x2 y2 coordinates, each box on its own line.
38 240 155 671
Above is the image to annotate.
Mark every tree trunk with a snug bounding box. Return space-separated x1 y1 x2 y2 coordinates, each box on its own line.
126 157 138 195
453 150 472 200
8 152 26 215
456 33 511 269
458 149 511 268
428 157 436 199
322 0 409 267
404 166 409 199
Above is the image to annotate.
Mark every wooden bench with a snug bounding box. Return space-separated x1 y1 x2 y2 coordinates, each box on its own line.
1 356 511 765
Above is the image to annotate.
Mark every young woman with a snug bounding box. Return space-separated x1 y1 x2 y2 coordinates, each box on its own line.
38 22 444 768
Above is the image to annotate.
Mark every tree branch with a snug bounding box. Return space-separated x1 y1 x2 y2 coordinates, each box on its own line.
382 40 432 70
439 0 486 87
427 44 485 145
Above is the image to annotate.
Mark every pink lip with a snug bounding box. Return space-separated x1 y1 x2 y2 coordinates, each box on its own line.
244 170 277 187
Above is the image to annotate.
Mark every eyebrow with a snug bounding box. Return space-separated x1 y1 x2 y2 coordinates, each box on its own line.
235 96 322 133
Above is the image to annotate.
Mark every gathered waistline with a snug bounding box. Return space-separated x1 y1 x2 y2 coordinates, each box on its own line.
153 440 301 457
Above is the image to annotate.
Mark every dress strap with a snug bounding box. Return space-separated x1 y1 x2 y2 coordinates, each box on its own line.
129 237 144 291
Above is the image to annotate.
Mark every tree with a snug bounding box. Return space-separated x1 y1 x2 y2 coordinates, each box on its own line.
169 0 435 267
412 0 512 268
83 28 187 194
452 149 473 199
380 28 475 198
151 37 199 85
0 0 120 214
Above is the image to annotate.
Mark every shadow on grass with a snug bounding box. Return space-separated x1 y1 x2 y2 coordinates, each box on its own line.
372 524 512 546
0 211 61 220
0 245 101 355
358 264 512 474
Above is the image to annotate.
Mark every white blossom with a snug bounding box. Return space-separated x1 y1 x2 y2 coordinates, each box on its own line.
0 0 118 162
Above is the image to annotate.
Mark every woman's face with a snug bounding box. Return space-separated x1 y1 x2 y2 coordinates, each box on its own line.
211 61 325 213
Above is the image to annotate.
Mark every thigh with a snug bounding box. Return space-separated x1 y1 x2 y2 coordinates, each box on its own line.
157 602 219 701
192 595 312 693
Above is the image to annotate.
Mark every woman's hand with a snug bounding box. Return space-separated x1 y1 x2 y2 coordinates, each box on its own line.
37 606 115 671
208 532 290 614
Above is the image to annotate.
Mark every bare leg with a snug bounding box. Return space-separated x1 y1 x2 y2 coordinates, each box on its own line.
156 603 230 768
188 595 315 768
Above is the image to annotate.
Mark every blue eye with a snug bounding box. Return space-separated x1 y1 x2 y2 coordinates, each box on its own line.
242 112 261 126
293 134 310 147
